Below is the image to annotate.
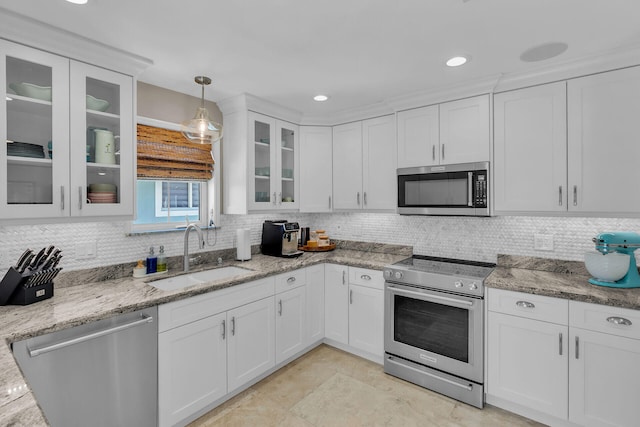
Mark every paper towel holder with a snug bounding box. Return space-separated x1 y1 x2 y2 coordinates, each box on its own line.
236 228 252 261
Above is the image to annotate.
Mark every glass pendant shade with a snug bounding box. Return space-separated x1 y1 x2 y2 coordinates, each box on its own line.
181 76 223 144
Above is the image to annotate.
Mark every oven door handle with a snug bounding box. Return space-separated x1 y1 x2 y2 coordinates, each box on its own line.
386 356 473 391
387 285 474 307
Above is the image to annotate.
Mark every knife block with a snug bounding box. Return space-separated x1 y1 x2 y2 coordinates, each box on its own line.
0 266 56 306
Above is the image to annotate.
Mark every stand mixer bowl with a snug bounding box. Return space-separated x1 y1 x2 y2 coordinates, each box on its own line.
589 232 640 288
584 251 630 282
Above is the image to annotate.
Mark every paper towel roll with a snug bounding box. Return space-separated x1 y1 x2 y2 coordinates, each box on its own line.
236 228 251 261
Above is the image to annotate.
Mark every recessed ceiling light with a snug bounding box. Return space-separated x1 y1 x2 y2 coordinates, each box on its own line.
446 56 469 67
313 95 329 102
66 0 88 4
520 42 568 62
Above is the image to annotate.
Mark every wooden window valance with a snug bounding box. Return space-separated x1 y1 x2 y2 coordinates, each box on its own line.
137 124 214 181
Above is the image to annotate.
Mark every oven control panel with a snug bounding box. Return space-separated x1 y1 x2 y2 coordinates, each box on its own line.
383 267 485 297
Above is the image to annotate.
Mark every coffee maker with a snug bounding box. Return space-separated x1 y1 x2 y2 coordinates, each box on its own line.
261 220 303 258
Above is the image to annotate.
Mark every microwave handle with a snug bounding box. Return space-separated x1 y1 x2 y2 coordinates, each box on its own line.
467 172 473 207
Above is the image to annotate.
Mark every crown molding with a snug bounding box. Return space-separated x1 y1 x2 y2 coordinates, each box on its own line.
0 7 152 76
218 93 304 124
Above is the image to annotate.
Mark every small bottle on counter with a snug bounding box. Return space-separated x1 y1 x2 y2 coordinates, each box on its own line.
146 246 157 274
133 260 146 278
157 245 167 272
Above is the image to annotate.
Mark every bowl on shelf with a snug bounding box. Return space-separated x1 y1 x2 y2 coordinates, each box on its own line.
86 95 110 112
584 251 630 282
88 183 117 193
9 82 52 101
282 168 293 178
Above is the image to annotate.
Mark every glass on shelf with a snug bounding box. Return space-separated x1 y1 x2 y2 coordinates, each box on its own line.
254 121 270 144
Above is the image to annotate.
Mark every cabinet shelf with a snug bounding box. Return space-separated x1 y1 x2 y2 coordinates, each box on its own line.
281 146 294 152
7 155 52 168
7 94 52 108
87 162 121 169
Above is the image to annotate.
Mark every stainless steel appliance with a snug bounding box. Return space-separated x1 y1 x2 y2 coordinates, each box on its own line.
12 307 158 427
383 256 494 408
261 220 303 257
397 161 490 216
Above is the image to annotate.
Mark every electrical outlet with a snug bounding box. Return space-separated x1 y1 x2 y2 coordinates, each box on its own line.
534 234 554 251
75 241 97 260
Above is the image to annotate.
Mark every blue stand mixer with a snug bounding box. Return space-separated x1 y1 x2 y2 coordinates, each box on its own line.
589 232 640 288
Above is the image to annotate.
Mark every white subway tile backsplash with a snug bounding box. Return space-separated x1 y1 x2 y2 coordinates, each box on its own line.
2 213 640 275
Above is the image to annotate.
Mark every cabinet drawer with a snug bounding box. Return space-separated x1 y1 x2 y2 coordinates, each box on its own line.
570 301 640 340
274 268 306 293
488 288 568 325
349 267 384 290
158 277 275 332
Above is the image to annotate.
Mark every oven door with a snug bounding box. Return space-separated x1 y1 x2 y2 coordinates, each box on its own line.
384 282 483 383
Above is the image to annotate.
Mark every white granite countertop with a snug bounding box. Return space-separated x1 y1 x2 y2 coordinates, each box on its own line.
0 249 409 426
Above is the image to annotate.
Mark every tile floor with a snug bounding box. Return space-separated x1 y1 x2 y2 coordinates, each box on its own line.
189 345 545 427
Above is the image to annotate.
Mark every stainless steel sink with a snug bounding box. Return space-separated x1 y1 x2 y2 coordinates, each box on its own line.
147 266 253 291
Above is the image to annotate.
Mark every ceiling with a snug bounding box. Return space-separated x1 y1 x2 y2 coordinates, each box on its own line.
2 0 640 118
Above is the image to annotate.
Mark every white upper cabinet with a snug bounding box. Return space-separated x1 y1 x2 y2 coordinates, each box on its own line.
248 112 299 211
397 95 489 168
567 66 640 215
299 126 333 212
438 95 490 164
493 82 567 213
0 39 134 220
332 115 396 211
397 105 439 167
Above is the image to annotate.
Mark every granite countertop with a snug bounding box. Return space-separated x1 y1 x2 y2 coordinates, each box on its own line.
486 254 640 310
0 246 410 426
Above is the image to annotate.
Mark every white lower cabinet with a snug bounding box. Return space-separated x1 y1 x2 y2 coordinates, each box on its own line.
275 269 307 364
488 288 640 427
324 263 349 345
306 264 325 345
348 267 384 359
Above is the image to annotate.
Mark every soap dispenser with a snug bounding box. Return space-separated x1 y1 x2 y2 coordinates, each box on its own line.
157 245 167 272
146 246 157 274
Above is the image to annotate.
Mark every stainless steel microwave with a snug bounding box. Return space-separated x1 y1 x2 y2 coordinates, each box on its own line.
397 161 490 216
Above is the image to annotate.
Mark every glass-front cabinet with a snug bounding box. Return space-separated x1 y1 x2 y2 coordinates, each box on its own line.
248 112 299 210
0 39 133 220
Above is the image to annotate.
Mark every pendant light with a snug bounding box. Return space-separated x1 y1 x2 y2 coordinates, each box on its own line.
181 76 223 144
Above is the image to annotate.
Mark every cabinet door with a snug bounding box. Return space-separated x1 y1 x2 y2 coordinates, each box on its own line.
1 40 70 219
276 120 299 209
69 61 134 217
158 312 227 427
248 112 276 210
299 126 333 212
397 105 439 167
227 296 275 391
487 312 568 419
362 115 396 211
568 66 640 214
569 328 640 427
348 284 384 357
494 82 567 213
439 95 490 164
332 121 363 210
306 264 325 345
324 264 349 345
275 286 306 364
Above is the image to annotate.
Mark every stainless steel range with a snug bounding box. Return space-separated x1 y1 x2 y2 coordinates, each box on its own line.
383 255 495 408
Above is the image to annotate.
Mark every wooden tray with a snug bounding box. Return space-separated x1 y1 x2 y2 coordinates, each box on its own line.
298 243 336 252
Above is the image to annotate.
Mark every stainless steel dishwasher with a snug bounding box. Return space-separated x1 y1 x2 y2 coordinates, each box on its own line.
13 306 158 427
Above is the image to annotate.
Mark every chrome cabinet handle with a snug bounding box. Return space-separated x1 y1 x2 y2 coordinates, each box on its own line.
442 144 445 160
357 192 361 205
607 316 632 326
78 186 83 210
360 274 371 281
573 185 577 206
278 192 282 205
342 270 346 285
278 300 283 316
328 196 331 209
222 319 226 340
287 276 296 284
272 192 276 205
60 186 65 210
515 301 535 309
231 316 236 336
29 314 153 357
559 333 563 356
558 186 563 206
432 145 435 161
363 192 367 206
575 336 579 359
349 289 353 304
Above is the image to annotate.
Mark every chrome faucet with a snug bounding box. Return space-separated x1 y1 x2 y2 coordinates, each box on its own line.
183 223 205 272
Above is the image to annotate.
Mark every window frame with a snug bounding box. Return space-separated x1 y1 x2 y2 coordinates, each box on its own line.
129 117 221 234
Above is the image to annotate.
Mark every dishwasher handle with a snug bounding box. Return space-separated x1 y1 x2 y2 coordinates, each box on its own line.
28 314 154 357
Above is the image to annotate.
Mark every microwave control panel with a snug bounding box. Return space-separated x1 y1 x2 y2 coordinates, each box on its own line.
474 173 487 207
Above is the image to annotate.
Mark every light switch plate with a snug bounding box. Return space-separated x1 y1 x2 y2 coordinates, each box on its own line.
75 241 97 259
534 234 554 251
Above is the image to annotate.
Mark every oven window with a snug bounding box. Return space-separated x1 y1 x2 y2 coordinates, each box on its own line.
393 295 469 362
